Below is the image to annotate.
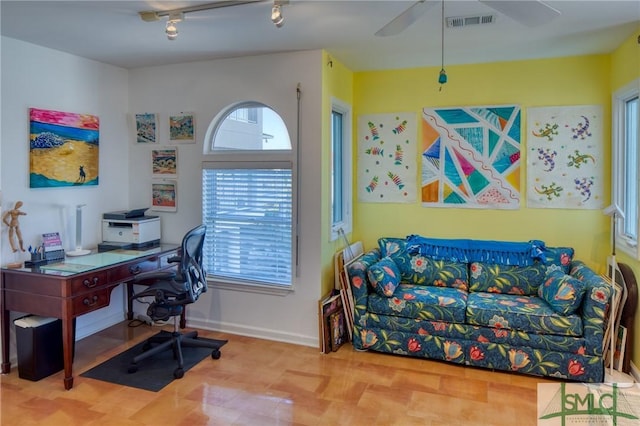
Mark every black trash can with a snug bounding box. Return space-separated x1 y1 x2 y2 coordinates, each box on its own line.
14 315 65 381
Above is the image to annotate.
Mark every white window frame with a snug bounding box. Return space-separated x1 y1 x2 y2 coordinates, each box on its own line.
330 97 353 242
612 78 640 259
202 101 297 295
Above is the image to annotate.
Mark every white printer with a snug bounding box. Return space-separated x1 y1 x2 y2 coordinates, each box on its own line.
100 208 161 251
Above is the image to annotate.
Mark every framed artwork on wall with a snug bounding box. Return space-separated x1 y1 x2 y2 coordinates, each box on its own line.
135 113 158 143
526 105 604 209
168 112 195 144
421 104 522 209
151 180 177 212
29 107 100 188
151 147 177 178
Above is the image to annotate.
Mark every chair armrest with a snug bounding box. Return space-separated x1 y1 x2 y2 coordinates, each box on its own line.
167 255 181 264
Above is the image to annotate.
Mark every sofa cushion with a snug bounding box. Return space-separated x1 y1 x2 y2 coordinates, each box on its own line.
469 261 546 295
543 246 574 274
368 283 468 323
367 257 401 297
466 292 583 337
378 237 468 290
538 270 586 316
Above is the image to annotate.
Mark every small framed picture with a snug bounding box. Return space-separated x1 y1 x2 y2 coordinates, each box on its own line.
151 180 177 212
135 113 158 143
152 147 177 178
169 112 195 144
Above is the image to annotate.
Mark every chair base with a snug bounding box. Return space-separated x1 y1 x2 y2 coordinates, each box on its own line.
128 329 222 379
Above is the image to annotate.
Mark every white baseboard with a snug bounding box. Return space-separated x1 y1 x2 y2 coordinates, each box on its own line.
631 361 640 383
186 317 318 348
75 312 125 340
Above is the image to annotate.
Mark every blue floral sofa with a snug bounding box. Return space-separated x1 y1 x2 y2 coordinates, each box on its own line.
347 236 612 382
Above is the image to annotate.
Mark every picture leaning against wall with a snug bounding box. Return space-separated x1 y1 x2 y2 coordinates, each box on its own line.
29 108 99 188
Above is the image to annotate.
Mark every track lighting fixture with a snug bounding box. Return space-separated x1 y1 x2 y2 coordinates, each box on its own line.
271 3 284 28
139 1 289 40
271 4 283 27
165 12 183 41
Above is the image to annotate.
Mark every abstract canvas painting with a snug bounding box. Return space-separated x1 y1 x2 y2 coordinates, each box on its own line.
527 105 603 209
29 108 99 188
421 105 521 209
357 113 417 203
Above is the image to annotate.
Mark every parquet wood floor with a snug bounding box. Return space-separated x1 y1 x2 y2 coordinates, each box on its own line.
0 321 554 425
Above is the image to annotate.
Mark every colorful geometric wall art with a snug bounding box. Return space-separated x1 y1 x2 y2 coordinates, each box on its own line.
421 105 521 209
29 108 99 188
357 113 417 203
527 105 603 209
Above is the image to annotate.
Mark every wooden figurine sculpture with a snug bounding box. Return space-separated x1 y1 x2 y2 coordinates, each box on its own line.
3 201 27 252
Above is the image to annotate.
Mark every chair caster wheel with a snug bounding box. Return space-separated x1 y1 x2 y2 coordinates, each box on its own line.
128 364 138 374
211 350 221 360
173 368 184 379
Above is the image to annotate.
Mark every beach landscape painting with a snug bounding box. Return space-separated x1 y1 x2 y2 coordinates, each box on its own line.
29 108 99 188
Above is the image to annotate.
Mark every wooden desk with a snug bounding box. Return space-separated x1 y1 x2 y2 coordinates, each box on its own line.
1 245 178 390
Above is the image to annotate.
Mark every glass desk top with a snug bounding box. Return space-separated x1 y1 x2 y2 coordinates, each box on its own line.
3 244 178 277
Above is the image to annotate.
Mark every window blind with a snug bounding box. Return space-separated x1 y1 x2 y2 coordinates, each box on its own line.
202 165 293 287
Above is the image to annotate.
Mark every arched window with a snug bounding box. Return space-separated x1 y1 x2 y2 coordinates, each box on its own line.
202 102 295 290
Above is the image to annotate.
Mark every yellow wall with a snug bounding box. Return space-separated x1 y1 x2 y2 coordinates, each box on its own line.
610 28 640 372
320 51 354 297
321 32 640 372
352 55 612 271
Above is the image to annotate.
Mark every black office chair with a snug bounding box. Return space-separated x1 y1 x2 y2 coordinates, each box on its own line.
127 224 221 379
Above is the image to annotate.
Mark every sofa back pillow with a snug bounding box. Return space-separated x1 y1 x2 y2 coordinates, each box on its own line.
538 269 586 315
367 257 401 297
542 246 574 274
378 237 468 290
469 261 546 295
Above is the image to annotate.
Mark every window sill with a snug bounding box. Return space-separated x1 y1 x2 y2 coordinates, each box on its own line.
207 277 294 296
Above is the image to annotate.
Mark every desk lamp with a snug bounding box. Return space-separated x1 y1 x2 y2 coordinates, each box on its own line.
67 204 91 256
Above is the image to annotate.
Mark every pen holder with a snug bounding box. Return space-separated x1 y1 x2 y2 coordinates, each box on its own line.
25 253 47 268
31 253 44 262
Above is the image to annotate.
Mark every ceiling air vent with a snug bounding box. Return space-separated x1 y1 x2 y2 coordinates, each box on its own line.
447 14 495 28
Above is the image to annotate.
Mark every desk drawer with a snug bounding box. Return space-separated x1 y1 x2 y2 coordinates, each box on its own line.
72 288 111 315
109 259 159 283
70 271 108 294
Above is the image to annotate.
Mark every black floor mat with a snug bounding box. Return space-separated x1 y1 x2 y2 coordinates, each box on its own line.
80 331 227 392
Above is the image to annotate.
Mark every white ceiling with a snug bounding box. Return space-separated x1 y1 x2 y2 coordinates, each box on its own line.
1 1 639 71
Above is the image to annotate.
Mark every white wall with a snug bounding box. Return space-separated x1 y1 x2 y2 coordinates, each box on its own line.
1 37 131 344
128 50 324 346
2 38 325 353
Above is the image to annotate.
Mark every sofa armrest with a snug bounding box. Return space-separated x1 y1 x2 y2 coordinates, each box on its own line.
346 248 381 325
570 260 613 357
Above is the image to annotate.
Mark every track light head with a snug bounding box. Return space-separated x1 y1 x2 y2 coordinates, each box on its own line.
165 12 183 41
271 4 284 28
165 21 178 40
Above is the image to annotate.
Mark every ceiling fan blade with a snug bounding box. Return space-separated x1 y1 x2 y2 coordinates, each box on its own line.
375 0 437 37
479 0 561 27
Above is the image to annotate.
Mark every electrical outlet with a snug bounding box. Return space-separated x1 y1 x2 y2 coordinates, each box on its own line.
136 314 153 326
